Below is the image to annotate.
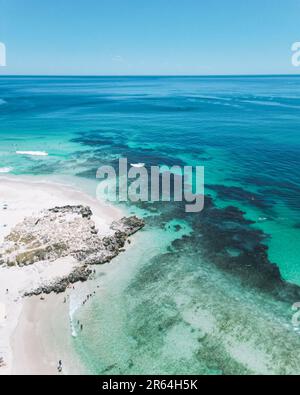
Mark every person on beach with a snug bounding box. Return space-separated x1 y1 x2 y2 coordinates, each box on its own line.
57 360 63 373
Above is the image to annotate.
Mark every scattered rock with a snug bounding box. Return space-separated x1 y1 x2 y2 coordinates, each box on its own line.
24 266 93 296
0 357 5 368
110 216 145 236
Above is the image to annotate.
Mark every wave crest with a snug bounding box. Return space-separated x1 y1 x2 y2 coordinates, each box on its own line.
16 151 48 157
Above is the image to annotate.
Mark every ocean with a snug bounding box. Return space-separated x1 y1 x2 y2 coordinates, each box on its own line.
1 75 300 374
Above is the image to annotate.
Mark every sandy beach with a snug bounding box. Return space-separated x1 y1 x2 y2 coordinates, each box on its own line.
11 292 87 375
0 175 123 375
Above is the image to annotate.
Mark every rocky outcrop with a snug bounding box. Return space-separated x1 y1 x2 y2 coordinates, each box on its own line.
24 265 93 296
0 206 144 267
110 216 145 236
0 206 145 295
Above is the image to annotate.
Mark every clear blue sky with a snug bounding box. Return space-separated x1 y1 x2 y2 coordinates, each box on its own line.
0 0 300 75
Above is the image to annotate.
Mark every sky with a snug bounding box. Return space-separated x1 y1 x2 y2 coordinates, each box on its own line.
0 0 300 75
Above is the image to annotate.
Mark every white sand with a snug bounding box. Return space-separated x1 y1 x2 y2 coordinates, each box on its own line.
0 175 123 375
11 292 87 375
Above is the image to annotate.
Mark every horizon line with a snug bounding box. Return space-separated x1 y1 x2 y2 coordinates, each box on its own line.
0 73 300 78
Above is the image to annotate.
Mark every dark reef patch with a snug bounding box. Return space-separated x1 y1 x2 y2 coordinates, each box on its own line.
137 194 300 303
235 175 300 213
207 184 275 212
71 130 129 149
72 148 188 181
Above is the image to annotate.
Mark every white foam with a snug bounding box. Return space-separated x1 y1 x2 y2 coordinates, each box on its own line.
16 151 48 157
131 163 145 168
258 217 268 222
0 167 13 173
69 286 86 338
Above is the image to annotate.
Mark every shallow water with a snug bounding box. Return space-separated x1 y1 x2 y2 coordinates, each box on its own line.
1 76 300 374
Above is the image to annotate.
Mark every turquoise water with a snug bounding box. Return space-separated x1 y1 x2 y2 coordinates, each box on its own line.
1 76 300 374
